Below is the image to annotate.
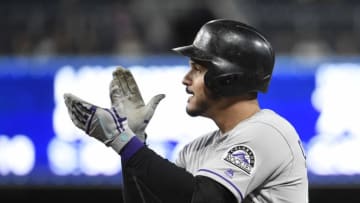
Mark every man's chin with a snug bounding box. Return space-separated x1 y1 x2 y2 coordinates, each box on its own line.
186 107 201 117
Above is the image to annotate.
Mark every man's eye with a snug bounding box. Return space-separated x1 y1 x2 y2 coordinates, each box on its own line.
194 65 202 72
190 61 204 73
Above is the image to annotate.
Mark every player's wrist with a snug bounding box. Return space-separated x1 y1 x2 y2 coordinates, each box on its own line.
134 132 147 143
120 136 145 164
104 128 136 153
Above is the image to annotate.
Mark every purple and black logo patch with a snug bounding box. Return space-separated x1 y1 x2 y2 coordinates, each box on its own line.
224 145 255 175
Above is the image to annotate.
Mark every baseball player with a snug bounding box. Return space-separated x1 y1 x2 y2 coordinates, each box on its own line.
64 19 308 202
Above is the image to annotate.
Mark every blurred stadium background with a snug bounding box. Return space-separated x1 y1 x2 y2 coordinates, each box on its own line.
1 0 360 202
2 0 360 56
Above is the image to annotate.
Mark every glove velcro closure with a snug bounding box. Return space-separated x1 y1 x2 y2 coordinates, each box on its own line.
104 132 134 153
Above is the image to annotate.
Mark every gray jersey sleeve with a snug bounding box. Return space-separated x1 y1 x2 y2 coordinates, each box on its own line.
198 123 295 201
175 132 216 170
176 110 308 203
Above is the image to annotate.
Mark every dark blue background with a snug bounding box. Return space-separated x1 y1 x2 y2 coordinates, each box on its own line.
0 56 356 187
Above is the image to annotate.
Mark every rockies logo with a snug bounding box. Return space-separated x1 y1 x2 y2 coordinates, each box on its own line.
224 145 255 175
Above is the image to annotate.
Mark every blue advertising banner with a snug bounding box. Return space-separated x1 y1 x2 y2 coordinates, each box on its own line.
1 56 360 187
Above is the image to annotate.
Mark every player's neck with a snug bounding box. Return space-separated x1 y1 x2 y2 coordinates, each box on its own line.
211 98 260 134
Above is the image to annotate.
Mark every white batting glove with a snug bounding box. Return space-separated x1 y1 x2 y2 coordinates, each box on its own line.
63 93 135 153
110 67 165 143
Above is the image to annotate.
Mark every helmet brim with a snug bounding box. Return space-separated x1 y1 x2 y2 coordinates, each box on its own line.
172 45 214 62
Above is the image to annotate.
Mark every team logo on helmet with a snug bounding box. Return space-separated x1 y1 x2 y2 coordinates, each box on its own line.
223 145 255 175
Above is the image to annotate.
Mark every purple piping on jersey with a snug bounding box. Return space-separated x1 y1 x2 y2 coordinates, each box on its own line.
197 168 243 201
120 136 144 164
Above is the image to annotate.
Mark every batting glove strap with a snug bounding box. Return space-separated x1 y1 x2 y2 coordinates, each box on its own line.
105 131 135 153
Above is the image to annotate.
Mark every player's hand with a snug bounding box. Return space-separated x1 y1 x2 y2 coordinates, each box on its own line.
110 66 165 142
63 93 135 153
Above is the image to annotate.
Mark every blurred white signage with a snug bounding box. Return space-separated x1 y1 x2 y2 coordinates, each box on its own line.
308 63 360 175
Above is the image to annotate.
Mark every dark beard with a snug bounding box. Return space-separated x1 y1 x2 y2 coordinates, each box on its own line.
185 99 210 117
186 87 217 117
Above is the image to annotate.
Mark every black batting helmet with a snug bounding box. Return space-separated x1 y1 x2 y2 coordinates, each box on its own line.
172 19 275 97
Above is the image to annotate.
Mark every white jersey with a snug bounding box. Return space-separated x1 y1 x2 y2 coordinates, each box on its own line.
175 109 308 203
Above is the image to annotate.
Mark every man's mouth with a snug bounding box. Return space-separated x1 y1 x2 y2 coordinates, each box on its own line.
186 88 194 102
186 88 194 95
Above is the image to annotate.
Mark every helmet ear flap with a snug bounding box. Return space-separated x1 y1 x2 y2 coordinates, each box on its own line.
205 72 247 96
206 69 268 96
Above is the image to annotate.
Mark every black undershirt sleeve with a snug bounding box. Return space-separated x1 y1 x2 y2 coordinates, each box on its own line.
121 146 237 203
192 175 238 203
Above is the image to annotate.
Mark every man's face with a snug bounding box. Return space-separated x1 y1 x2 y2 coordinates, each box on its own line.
182 60 213 117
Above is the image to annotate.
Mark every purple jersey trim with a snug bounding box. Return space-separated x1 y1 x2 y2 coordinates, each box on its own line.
198 168 243 201
120 136 144 164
